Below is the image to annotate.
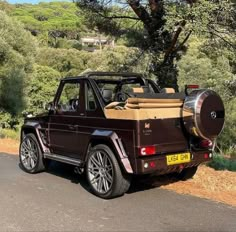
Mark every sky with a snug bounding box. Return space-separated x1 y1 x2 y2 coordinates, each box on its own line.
8 0 71 4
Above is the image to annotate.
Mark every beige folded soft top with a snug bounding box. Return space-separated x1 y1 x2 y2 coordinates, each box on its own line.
126 98 183 109
104 97 192 120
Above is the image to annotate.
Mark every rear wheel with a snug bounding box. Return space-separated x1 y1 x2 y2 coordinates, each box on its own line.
86 144 131 199
177 166 198 181
19 133 46 173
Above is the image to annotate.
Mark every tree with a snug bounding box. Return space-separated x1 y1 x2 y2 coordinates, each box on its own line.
26 65 61 115
86 45 151 74
36 47 92 76
0 0 14 14
0 10 37 121
10 2 85 46
36 46 145 76
178 37 236 151
76 0 236 89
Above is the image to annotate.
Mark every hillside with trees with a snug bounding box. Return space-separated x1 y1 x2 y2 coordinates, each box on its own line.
0 0 235 158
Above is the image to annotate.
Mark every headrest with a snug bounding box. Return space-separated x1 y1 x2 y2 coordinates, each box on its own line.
161 88 175 94
102 89 113 102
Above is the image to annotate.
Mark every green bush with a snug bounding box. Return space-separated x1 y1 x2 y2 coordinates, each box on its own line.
231 151 236 159
25 64 61 115
208 154 236 172
228 147 236 160
0 128 20 140
0 10 37 121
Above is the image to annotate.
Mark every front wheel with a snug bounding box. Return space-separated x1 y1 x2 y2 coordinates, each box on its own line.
86 144 131 199
19 133 46 173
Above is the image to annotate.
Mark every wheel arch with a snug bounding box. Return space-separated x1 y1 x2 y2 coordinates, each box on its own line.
21 126 36 140
86 130 133 174
21 123 47 153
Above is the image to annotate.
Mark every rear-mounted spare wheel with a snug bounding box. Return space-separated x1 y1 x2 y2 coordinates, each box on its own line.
183 89 225 140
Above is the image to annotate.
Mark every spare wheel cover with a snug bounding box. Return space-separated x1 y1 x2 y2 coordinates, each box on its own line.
183 89 225 140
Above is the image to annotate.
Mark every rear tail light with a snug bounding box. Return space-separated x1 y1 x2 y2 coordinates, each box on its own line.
200 139 213 148
139 146 156 156
204 153 209 159
186 85 199 89
185 84 200 95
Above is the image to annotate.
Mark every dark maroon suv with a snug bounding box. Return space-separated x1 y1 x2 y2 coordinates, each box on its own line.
19 72 225 198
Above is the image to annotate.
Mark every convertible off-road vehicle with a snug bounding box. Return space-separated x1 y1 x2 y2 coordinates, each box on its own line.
19 72 225 198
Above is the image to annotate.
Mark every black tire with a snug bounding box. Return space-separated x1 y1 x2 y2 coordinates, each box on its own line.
19 133 46 174
86 144 131 199
177 166 198 181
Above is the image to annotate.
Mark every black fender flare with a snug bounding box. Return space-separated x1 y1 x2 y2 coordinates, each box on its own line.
21 122 48 153
88 130 133 174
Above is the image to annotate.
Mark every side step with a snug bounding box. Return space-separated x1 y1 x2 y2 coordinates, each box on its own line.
44 153 84 167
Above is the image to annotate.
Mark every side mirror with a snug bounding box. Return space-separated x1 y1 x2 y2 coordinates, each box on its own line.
44 102 55 111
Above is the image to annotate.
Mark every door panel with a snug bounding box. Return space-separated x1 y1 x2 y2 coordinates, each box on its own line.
49 116 79 157
49 80 85 159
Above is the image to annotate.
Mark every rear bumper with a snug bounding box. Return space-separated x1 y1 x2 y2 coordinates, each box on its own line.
135 151 212 175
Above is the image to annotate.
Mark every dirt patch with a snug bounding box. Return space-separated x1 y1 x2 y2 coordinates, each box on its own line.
0 138 19 154
0 138 236 206
161 166 236 206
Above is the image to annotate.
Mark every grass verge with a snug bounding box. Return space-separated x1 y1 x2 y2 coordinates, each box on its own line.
208 154 236 172
0 128 20 141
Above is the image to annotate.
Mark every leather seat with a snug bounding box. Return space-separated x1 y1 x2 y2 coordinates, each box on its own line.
161 88 175 94
102 89 113 103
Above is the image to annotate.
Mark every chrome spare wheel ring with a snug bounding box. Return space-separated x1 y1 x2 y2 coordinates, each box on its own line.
20 137 38 170
88 150 114 194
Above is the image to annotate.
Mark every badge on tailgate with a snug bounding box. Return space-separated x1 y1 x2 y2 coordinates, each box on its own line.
166 152 191 166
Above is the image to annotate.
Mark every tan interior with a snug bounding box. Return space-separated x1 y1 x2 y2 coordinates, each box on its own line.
161 88 176 93
105 101 125 109
132 87 144 93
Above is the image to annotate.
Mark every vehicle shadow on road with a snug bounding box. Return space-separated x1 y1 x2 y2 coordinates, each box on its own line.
19 160 91 193
127 174 179 194
41 161 180 195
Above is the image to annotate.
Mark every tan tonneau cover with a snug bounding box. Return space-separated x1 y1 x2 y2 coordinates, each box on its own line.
104 98 192 120
127 98 183 104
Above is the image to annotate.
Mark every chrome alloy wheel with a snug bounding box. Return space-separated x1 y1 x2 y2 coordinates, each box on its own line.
20 137 38 170
87 150 114 194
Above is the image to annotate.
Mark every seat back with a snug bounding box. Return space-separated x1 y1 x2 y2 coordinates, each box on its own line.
102 89 113 102
161 88 175 94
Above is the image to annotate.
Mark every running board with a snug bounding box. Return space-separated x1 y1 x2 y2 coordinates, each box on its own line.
44 153 84 166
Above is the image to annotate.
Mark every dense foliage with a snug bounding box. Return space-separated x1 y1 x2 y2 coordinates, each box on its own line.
0 9 37 128
25 65 61 115
10 1 85 46
76 0 236 89
178 37 236 153
0 1 235 155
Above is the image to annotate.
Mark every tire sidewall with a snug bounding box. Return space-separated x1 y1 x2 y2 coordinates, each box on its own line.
19 133 43 174
178 166 198 181
86 144 118 199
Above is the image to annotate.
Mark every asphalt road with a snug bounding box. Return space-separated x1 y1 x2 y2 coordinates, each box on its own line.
0 153 235 232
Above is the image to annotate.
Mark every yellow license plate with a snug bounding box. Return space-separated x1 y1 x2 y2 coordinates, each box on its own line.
167 153 191 166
